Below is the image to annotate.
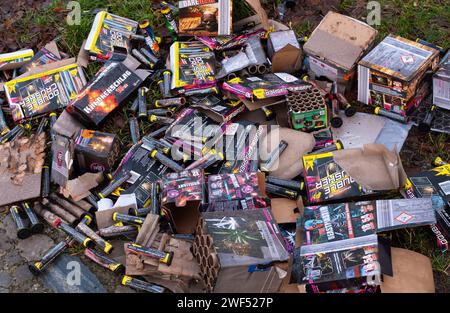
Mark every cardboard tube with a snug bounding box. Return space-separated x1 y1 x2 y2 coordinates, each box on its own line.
208 253 219 267
42 199 78 226
49 193 88 219
247 65 258 75
34 202 65 227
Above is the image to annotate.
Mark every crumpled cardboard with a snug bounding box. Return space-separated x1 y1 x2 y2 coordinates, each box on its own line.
270 198 303 224
0 133 46 206
60 172 103 202
381 248 435 293
332 143 407 191
260 127 315 179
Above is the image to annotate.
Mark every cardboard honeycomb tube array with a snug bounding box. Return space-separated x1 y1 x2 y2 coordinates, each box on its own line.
287 88 326 113
192 217 220 293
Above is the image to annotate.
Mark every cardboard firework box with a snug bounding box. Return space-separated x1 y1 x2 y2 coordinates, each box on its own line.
404 163 450 251
4 60 86 122
433 50 450 110
0 49 34 71
193 208 290 293
84 11 138 61
303 12 377 91
74 129 120 173
358 35 440 116
160 169 206 234
67 55 150 126
178 0 232 37
302 152 374 204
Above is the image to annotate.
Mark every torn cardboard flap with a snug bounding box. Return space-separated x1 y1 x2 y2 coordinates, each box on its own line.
333 143 407 191
260 127 315 179
303 11 377 71
270 198 303 224
381 248 435 293
60 172 103 201
53 110 84 139
157 237 201 279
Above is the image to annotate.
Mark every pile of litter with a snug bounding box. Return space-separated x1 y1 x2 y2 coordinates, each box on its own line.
0 1 448 293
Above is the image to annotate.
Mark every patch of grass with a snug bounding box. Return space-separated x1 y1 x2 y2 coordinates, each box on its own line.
293 21 314 38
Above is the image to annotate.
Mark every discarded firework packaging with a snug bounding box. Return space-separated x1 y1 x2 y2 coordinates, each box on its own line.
258 127 315 180
358 35 440 117
291 199 436 292
113 212 145 226
432 50 450 110
304 11 377 92
207 172 268 209
95 193 138 230
222 73 310 101
19 41 61 74
267 30 302 74
125 243 174 266
311 128 334 151
194 208 289 293
142 137 185 172
98 223 140 238
138 20 160 57
178 0 232 36
74 129 120 173
0 133 46 207
404 162 450 252
4 59 87 123
302 143 407 204
169 41 216 95
60 172 104 202
51 134 75 187
29 238 73 276
67 55 151 126
190 94 245 123
48 193 91 220
22 202 44 234
0 107 10 136
76 216 114 254
84 11 138 61
0 49 34 72
160 169 206 233
10 205 32 239
286 88 328 132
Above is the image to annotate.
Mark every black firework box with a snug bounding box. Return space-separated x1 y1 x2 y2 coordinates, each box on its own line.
357 35 440 116
116 142 169 208
84 11 138 61
19 41 61 74
169 41 217 95
161 169 206 233
4 59 86 123
178 0 232 37
0 49 34 71
74 129 120 173
302 152 374 204
404 164 450 251
67 55 150 126
207 172 268 209
222 73 310 101
189 93 245 123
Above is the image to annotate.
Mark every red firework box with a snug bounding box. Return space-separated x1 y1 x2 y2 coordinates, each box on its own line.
160 169 206 234
207 172 268 209
67 55 151 126
74 129 120 173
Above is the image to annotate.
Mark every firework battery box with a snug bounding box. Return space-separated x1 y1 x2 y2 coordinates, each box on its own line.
222 73 310 101
51 134 75 187
433 50 450 110
0 49 34 71
358 35 440 116
287 88 328 132
74 129 120 173
67 55 151 126
19 41 61 74
303 12 377 91
194 208 289 293
404 163 450 251
207 172 268 209
302 144 407 204
4 58 87 123
160 169 206 234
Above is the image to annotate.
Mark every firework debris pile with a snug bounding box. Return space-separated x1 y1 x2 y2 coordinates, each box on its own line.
0 1 448 294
